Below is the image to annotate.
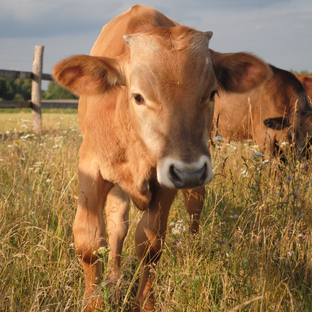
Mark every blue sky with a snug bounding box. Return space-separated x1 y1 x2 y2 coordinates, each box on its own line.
0 0 311 89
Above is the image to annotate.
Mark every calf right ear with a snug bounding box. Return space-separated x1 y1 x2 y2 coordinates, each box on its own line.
263 115 292 130
52 55 126 96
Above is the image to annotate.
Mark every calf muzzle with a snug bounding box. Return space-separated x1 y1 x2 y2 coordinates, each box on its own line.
169 163 207 188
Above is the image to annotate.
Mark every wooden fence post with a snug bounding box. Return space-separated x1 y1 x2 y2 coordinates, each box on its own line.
31 45 44 134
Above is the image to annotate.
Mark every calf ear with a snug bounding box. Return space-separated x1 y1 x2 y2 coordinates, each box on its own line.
210 49 272 93
263 116 291 130
52 55 126 96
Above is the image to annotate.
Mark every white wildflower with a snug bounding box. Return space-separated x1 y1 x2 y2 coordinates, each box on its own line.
46 179 52 183
171 220 186 235
280 142 289 147
214 135 223 142
21 134 31 139
241 169 248 177
52 144 61 149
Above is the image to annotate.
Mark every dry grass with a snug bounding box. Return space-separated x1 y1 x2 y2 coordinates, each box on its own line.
0 113 312 311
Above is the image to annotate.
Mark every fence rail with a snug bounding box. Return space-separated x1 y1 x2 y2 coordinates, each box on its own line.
0 99 78 109
0 45 78 133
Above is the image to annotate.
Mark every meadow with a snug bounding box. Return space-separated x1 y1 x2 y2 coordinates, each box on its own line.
1 111 312 311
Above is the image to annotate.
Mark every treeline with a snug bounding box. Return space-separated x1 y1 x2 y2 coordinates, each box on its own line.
0 78 78 101
0 70 311 102
290 70 312 75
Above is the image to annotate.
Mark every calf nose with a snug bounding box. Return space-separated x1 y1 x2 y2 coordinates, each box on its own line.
169 163 207 189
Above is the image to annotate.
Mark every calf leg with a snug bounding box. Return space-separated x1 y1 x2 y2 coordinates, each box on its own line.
73 155 113 311
105 185 130 291
134 183 177 311
182 186 206 234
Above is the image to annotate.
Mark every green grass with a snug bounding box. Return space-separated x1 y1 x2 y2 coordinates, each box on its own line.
0 114 312 311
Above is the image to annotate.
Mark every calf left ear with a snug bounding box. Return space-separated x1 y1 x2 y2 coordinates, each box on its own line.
53 55 126 96
264 115 291 130
210 49 272 93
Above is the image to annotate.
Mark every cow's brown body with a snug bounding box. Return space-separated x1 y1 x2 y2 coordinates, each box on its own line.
296 74 312 104
53 5 272 311
214 65 312 157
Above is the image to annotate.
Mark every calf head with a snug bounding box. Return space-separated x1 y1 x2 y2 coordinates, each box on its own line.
53 25 272 190
264 111 312 155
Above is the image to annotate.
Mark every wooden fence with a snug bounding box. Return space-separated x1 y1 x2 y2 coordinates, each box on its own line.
0 46 78 133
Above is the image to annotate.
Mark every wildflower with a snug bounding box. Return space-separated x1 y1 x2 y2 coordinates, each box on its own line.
214 135 223 142
46 179 52 183
97 246 111 256
299 213 304 219
69 243 75 248
241 169 248 177
232 278 236 283
36 162 44 165
251 152 265 157
307 180 312 184
233 214 238 219
0 159 3 162
57 122 61 125
20 157 26 160
171 220 186 235
298 233 304 238
295 190 300 196
287 175 292 180
280 142 289 147
177 241 182 248
8 145 13 148
21 134 31 139
287 251 292 257
285 180 290 185
52 144 61 149
280 192 284 198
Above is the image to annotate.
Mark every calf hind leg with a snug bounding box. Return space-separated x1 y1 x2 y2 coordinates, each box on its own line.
182 186 206 234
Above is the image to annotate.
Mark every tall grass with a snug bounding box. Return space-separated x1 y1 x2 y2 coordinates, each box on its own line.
0 114 312 311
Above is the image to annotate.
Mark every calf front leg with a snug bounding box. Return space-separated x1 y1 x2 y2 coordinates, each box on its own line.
105 185 130 298
134 183 177 312
73 158 113 311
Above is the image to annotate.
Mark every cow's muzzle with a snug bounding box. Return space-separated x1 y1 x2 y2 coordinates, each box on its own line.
169 163 207 188
157 155 213 189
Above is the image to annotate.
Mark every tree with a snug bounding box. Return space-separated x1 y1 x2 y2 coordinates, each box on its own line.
42 81 78 100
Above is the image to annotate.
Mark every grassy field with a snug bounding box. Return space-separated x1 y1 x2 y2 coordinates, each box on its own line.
1 112 312 311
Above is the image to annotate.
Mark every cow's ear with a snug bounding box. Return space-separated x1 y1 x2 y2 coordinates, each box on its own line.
263 115 291 130
52 55 126 96
209 49 272 93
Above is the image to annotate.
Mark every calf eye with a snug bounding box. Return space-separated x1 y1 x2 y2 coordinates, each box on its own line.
134 94 144 105
210 90 218 101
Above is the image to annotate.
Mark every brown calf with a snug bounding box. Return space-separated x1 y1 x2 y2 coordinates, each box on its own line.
53 5 272 311
214 65 312 158
296 74 312 104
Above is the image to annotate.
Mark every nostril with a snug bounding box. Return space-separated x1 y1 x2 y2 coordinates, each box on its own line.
199 163 207 184
170 165 183 186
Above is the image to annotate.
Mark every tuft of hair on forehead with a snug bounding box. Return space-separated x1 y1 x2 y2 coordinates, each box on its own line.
129 26 210 53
